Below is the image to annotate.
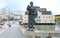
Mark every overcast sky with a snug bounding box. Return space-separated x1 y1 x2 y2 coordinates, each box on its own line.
0 0 60 15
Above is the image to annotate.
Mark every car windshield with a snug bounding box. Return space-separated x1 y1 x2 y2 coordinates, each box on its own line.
0 22 4 25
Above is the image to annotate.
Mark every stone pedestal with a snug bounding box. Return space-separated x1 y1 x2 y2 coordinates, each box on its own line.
19 26 60 38
34 25 55 31
24 31 35 38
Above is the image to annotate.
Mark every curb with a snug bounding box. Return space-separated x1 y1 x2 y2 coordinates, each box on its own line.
19 26 26 34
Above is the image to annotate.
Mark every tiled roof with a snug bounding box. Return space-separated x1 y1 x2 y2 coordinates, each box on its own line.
34 6 52 15
42 11 52 15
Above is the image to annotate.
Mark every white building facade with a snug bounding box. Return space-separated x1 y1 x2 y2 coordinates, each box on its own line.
22 11 55 25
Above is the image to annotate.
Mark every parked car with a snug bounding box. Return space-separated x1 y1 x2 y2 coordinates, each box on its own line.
0 21 4 29
19 20 23 25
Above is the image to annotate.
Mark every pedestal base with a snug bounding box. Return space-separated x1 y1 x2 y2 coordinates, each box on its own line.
27 28 34 31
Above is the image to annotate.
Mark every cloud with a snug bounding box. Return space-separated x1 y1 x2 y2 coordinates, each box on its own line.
29 0 60 15
0 0 60 15
0 3 6 9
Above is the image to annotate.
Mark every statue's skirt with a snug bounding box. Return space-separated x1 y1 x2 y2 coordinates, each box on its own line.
28 15 36 25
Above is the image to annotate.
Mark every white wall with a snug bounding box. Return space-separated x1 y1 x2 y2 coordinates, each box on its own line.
22 15 55 23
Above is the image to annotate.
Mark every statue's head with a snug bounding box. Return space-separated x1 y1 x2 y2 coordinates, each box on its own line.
30 1 33 7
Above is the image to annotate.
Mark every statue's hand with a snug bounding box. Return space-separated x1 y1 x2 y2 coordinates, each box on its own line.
27 5 31 11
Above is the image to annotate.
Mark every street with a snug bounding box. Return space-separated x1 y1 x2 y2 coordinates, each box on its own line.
0 21 24 38
0 27 24 38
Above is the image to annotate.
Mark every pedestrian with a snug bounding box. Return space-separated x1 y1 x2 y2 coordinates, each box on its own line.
8 22 11 27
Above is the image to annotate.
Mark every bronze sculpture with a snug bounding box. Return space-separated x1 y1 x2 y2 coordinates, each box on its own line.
27 2 37 31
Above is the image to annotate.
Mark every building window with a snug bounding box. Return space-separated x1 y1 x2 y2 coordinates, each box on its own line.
39 16 40 18
36 16 40 23
46 16 48 18
44 19 47 22
50 20 52 22
49 16 50 18
43 16 45 18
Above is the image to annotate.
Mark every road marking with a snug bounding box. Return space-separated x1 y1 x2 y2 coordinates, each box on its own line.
0 28 8 34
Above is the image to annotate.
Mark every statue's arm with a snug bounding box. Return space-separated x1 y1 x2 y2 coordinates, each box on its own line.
27 5 31 11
